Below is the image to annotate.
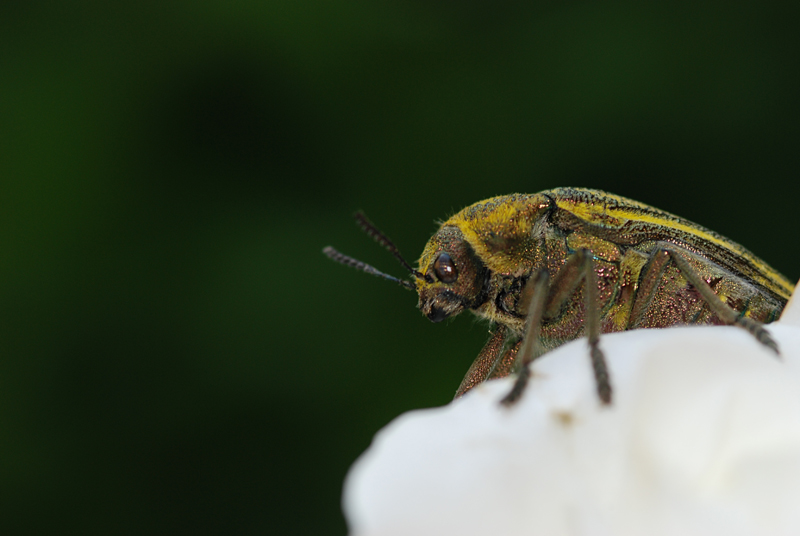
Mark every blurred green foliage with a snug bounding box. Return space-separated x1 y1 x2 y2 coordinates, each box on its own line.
1 1 799 534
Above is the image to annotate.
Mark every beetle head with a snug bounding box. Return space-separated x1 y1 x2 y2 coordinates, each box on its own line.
323 213 486 324
415 226 486 323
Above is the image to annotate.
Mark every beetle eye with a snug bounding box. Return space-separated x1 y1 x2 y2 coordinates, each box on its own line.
433 252 458 284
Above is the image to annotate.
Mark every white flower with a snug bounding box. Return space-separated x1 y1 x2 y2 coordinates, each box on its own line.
344 282 800 536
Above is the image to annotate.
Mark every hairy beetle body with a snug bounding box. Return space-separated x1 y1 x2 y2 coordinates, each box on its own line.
326 188 792 404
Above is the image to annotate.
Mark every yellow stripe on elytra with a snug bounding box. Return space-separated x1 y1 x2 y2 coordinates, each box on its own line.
557 198 793 298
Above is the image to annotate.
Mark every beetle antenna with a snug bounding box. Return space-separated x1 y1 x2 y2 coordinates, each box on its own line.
354 211 427 281
323 246 416 291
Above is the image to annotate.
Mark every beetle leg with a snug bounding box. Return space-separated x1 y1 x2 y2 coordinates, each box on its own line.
661 245 780 355
500 270 550 405
501 250 612 406
582 250 612 404
455 325 521 398
542 249 590 319
628 249 672 330
544 249 612 403
631 244 779 354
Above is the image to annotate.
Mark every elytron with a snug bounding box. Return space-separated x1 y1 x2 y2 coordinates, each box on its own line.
324 188 792 405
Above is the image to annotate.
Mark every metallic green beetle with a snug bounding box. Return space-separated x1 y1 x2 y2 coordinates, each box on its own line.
324 188 792 405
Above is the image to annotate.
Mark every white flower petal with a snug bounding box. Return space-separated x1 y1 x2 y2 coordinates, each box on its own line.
344 283 800 536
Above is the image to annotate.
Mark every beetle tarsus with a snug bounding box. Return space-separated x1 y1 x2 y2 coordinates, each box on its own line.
590 345 612 405
738 317 780 356
500 366 530 406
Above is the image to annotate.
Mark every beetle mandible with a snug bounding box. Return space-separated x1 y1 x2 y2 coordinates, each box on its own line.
324 188 792 405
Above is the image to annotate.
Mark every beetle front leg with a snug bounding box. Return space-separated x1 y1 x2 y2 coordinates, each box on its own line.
455 324 521 398
500 269 550 406
501 249 612 406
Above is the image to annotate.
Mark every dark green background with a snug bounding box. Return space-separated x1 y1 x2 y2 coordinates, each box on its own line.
3 2 799 534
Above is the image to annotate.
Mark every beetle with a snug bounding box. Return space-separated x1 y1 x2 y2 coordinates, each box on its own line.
324 188 793 405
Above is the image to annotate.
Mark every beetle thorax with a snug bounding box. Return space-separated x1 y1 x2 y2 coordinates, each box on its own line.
470 272 530 335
